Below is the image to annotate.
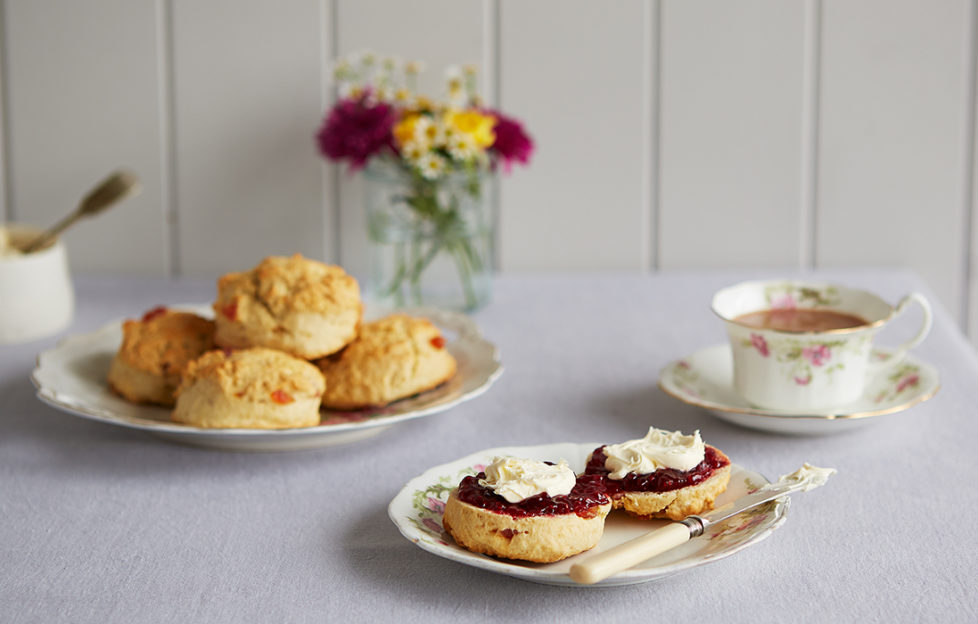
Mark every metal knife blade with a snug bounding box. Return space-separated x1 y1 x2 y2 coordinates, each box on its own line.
682 463 836 537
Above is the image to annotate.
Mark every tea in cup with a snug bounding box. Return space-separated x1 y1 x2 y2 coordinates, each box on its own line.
711 280 932 412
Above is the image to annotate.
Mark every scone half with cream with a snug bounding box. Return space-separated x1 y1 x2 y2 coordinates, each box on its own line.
584 427 731 521
442 457 612 563
172 347 326 429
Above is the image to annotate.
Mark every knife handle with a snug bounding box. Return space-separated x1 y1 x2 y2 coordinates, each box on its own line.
569 522 692 585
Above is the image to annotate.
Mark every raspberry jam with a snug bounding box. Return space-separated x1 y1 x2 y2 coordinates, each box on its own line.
456 473 610 519
584 445 729 495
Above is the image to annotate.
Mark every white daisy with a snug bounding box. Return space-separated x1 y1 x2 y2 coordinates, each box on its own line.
416 153 447 180
404 60 426 75
374 85 393 102
400 141 428 163
393 88 413 106
411 116 442 149
447 133 478 161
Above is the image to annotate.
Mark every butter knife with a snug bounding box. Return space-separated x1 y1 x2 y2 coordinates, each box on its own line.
569 463 835 585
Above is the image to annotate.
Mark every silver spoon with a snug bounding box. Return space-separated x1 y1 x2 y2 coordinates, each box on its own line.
21 169 141 253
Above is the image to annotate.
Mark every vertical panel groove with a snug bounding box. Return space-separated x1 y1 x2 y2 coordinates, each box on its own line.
486 0 501 271
648 0 661 271
157 0 179 276
322 0 340 265
801 0 822 270
963 0 977 333
0 0 13 223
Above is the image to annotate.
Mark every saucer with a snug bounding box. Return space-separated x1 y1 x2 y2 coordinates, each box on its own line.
389 443 788 587
658 344 939 435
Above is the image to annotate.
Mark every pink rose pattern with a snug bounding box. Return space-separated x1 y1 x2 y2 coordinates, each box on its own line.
896 374 919 393
770 294 797 309
802 344 831 367
750 333 769 357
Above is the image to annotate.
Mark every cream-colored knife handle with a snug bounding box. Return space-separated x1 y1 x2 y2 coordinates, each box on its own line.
569 522 691 585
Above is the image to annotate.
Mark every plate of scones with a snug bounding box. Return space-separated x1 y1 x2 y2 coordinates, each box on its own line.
389 428 789 586
31 255 502 451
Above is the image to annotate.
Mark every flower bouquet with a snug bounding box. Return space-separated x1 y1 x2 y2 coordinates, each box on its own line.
316 52 533 310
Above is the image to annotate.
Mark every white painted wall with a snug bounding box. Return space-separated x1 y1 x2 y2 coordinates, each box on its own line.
1 0 976 342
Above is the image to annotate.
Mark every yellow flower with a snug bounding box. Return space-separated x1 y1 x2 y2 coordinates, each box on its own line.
393 113 422 148
444 110 495 149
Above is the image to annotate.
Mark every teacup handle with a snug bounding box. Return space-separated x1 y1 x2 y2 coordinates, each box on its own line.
871 292 932 369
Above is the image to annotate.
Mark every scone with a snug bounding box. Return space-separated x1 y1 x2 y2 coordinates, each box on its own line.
584 427 731 521
317 314 456 410
213 254 361 359
107 306 215 406
172 347 326 429
442 457 612 563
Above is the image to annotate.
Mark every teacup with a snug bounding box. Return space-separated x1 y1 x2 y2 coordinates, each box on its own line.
711 280 932 412
0 223 74 343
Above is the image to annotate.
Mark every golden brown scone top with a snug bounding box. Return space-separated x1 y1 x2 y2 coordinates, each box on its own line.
117 307 215 376
213 254 360 319
326 314 446 362
178 347 326 404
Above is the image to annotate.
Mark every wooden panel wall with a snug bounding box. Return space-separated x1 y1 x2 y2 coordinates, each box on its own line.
1 0 977 343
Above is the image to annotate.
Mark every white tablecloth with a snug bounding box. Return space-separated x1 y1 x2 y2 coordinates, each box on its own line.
2 270 975 623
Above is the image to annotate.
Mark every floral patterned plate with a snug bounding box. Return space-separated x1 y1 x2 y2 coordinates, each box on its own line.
659 344 939 435
388 442 788 587
31 306 502 451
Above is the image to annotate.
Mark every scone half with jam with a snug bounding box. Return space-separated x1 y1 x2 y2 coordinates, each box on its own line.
584 427 731 521
442 457 612 563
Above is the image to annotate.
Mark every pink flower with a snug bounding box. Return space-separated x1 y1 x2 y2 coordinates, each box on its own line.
425 497 445 514
750 333 769 357
422 518 442 534
802 344 831 367
316 93 397 170
485 109 534 172
896 374 919 393
472 463 486 473
770 294 797 309
794 375 812 386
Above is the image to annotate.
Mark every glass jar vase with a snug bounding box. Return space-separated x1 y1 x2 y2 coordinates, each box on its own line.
364 161 492 311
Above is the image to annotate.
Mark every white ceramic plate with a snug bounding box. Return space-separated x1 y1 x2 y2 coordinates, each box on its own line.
388 442 788 587
658 344 939 435
31 306 502 451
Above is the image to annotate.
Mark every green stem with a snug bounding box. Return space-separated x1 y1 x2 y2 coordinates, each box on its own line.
409 235 423 304
382 240 408 307
408 236 445 304
450 239 478 310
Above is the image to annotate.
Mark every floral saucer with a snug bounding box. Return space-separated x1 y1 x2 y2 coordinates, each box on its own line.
389 443 788 587
658 344 939 435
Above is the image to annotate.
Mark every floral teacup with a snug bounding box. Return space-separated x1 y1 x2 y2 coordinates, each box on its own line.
711 280 932 412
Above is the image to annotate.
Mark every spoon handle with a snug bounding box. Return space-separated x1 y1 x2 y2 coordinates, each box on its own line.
21 211 84 253
21 170 140 253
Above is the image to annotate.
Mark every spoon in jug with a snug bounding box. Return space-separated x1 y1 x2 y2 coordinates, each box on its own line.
20 169 141 253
